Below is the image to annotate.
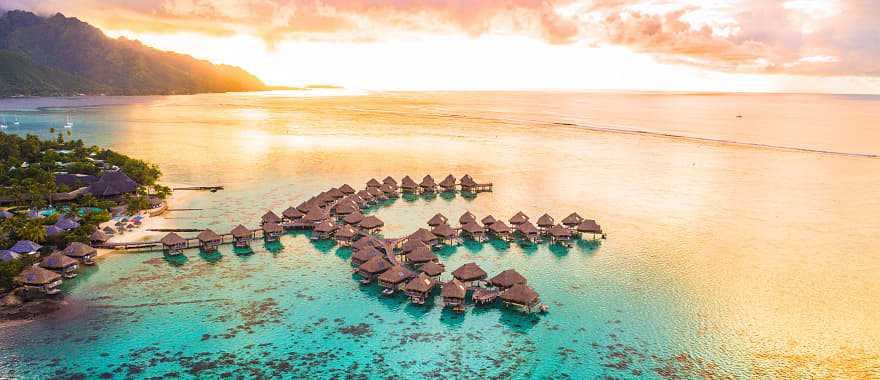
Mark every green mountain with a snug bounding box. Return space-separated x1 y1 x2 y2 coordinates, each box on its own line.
0 10 267 96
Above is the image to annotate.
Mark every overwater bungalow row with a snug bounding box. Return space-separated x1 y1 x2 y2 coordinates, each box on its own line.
40 252 79 278
262 222 283 242
405 273 436 304
62 242 97 265
15 266 62 295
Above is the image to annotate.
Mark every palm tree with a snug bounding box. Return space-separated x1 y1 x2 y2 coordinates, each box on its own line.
16 219 47 243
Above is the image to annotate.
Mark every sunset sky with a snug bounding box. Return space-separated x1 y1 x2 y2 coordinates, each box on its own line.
6 0 880 93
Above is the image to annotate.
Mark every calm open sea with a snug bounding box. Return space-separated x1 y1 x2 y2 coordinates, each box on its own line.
0 91 878 379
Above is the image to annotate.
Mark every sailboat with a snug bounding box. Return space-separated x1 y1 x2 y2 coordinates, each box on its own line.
0 115 7 129
13 116 20 125
64 114 73 128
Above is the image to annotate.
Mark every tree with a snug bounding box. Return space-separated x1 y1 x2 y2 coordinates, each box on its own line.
15 219 47 243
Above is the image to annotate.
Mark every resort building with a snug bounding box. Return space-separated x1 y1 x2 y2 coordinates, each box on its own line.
89 230 109 247
230 225 254 248
366 178 382 189
516 221 540 244
576 219 603 238
327 187 344 200
509 211 529 226
1 250 21 262
262 222 283 242
261 211 282 226
441 279 467 312
431 223 459 245
459 211 477 225
380 184 398 198
427 213 448 227
439 175 457 192
546 225 573 245
378 265 416 294
62 242 97 265
352 235 385 253
197 229 222 252
282 207 304 224
405 244 438 265
382 176 398 189
419 175 436 193
561 212 584 229
10 240 42 255
312 220 337 240
481 215 496 228
420 261 445 281
332 201 358 217
161 232 187 255
356 190 375 204
452 262 488 289
339 184 356 195
400 176 419 193
15 266 62 295
343 211 365 225
303 207 329 226
86 170 139 198
537 214 555 231
357 256 393 283
405 273 436 304
488 220 513 241
500 284 541 313
407 228 439 247
367 187 385 201
40 252 79 278
489 269 527 291
358 216 384 235
459 175 477 192
351 246 383 266
460 221 486 242
335 224 358 246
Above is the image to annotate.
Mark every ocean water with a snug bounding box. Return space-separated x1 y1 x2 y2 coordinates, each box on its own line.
0 91 878 379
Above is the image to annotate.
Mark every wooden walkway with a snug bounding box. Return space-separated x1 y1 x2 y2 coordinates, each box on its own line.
100 229 265 252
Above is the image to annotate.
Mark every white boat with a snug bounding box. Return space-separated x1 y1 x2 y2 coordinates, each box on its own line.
13 116 20 125
64 114 73 128
0 115 7 129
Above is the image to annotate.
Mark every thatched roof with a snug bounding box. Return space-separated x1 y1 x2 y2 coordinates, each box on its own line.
262 211 281 224
356 190 373 201
263 222 283 233
366 178 382 188
41 252 78 269
90 230 109 242
230 225 252 239
380 184 396 194
382 176 398 186
420 261 445 277
402 239 429 253
16 266 61 285
427 213 448 226
408 228 437 243
353 235 385 251
358 216 384 229
460 174 477 187
406 245 437 263
461 222 484 234
62 242 96 258
420 175 436 187
431 223 456 238
283 206 304 219
509 211 529 225
87 170 138 197
10 240 41 254
547 225 572 238
303 207 329 223
335 224 358 239
327 187 344 199
488 221 511 234
339 184 356 194
516 221 539 235
333 201 358 215
161 232 186 246
367 187 383 197
317 192 336 205
459 211 476 225
297 198 317 213
489 269 527 289
343 211 365 225
481 215 496 226
405 273 435 293
1 250 20 262
537 213 555 227
441 279 466 299
500 284 540 306
358 256 392 274
379 265 415 285
439 175 456 188
314 220 337 233
197 229 222 243
452 262 487 282
54 218 80 230
351 246 382 263
561 212 583 226
577 220 602 233
401 176 418 188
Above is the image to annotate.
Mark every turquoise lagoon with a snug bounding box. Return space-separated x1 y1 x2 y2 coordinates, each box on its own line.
0 91 879 378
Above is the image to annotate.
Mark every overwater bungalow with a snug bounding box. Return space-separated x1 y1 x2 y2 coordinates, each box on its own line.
427 213 448 227
339 184 356 195
537 213 555 231
327 187 344 200
343 211 365 225
263 222 283 242
439 175 457 192
351 246 382 266
459 175 477 192
576 219 603 239
356 190 375 204
401 238 429 256
367 186 385 201
15 266 62 295
516 221 540 244
297 198 318 213
500 284 541 313
347 195 367 208
230 225 254 248
407 228 439 247
89 230 109 246
459 211 477 225
197 229 222 252
358 216 384 235
313 220 337 240
441 279 467 312
303 207 329 226
460 221 486 242
353 235 385 252
261 210 282 226
380 184 399 198
366 178 382 188
332 201 359 217
452 262 488 289
489 269 527 291
406 244 438 265
481 215 497 228
10 240 42 255
420 261 445 281
405 273 436 304
335 224 358 246
419 175 437 193
431 223 460 245
561 212 584 228
400 176 419 193
509 211 529 226
282 207 304 224
62 242 97 265
546 225 572 245
40 252 79 278
357 256 393 284
378 265 416 294
160 233 187 255
382 176 398 188
488 221 513 241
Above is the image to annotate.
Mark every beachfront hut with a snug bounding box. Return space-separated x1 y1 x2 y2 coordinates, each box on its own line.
366 178 382 189
161 233 187 255
452 262 488 289
561 213 584 228
382 176 398 188
459 175 477 192
62 242 97 265
261 211 282 226
460 221 486 242
546 225 572 245
358 216 384 235
312 220 337 240
488 221 512 241
500 284 541 313
406 244 438 265
431 223 459 245
378 265 416 294
40 252 79 278
420 261 445 281
197 229 222 252
339 184 356 195
357 256 393 283
327 187 344 200
441 279 467 311
15 266 62 295
419 175 437 193
89 230 109 247
1 250 21 262
230 225 254 248
489 269 527 291
537 214 555 231
46 225 64 237
407 228 439 247
351 246 383 266
11 240 42 255
335 224 358 246
516 221 540 244
405 273 436 304
343 211 365 225
303 207 329 226
576 219 603 239
427 213 448 227
481 215 497 228
282 207 304 224
439 175 457 192
400 176 419 193
380 184 399 198
263 222 283 242
509 211 529 226
353 235 385 253
459 211 477 225
54 218 80 231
